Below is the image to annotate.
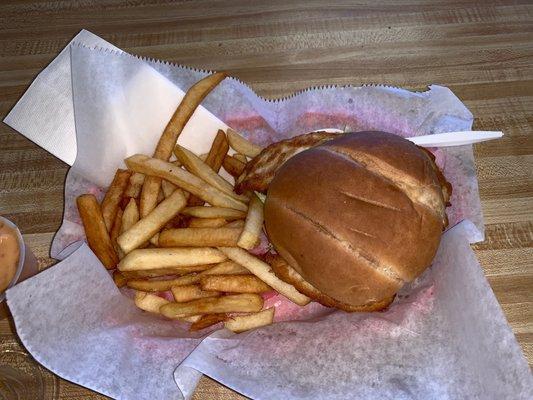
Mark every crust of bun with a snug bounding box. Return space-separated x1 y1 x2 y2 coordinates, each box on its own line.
266 253 394 312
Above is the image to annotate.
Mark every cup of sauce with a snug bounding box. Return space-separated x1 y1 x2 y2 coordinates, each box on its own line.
0 217 25 302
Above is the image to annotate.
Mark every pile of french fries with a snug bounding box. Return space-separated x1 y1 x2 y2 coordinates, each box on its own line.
76 72 310 333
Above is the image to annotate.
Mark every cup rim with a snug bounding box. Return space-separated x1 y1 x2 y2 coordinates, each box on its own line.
0 216 26 302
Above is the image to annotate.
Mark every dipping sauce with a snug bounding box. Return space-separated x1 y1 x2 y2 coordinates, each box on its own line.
0 220 20 293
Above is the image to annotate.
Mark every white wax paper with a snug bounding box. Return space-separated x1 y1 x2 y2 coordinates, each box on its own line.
6 32 531 399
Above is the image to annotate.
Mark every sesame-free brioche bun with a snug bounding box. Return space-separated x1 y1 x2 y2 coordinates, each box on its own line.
264 131 449 310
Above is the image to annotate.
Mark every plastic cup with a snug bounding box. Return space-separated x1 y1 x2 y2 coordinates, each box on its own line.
0 216 39 317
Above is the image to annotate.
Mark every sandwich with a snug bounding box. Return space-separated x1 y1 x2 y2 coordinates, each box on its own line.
236 131 451 311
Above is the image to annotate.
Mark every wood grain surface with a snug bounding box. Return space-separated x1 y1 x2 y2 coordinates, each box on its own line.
0 0 531 399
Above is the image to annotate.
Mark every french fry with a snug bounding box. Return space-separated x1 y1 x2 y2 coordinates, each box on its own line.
161 179 177 198
125 154 247 211
140 176 162 218
149 233 159 246
159 227 241 247
225 220 245 229
188 217 227 228
156 273 201 287
134 291 169 314
157 187 165 203
128 278 213 293
121 264 213 279
160 293 263 318
110 207 123 252
156 261 250 286
140 72 227 217
121 198 139 234
238 193 264 249
226 129 262 158
134 292 201 322
222 155 246 177
188 130 229 206
181 315 203 323
117 189 187 254
224 308 275 333
205 129 229 172
118 248 226 271
190 313 228 331
203 260 252 275
113 270 128 288
181 206 245 220
154 72 227 161
101 169 132 231
170 285 221 302
174 145 248 203
124 172 145 198
233 153 248 163
76 194 118 269
200 274 272 293
218 247 310 306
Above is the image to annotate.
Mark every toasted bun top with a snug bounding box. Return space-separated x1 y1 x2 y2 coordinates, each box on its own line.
264 131 447 307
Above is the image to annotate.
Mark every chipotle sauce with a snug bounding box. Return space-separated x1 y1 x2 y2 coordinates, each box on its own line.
0 220 20 292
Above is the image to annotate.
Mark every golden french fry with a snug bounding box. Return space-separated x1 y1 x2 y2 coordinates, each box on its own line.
158 273 201 287
77 194 118 269
205 129 229 172
113 270 128 288
226 129 262 158
238 193 264 249
128 278 210 292
218 247 310 306
181 315 202 323
174 145 248 203
118 247 227 271
110 207 123 252
121 264 213 279
149 233 159 246
121 198 139 234
181 206 245 220
225 220 245 229
224 308 275 333
134 291 169 314
101 169 132 231
161 179 177 198
134 292 201 322
200 274 272 293
204 260 252 275
154 72 227 161
233 153 248 163
160 293 263 318
222 155 246 177
124 172 145 198
190 313 228 331
157 260 250 286
170 285 221 302
140 72 227 217
140 176 161 217
187 130 229 206
188 217 227 228
117 189 187 254
159 227 241 247
157 187 165 203
125 154 247 211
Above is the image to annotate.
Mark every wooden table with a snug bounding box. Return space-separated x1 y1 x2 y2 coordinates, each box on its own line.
0 1 531 398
